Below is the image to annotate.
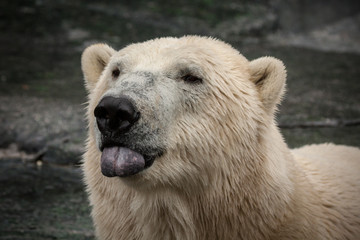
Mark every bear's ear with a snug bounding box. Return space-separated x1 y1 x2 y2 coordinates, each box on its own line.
81 44 116 93
249 57 286 115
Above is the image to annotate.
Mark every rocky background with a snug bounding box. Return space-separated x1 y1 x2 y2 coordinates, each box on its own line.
0 0 359 239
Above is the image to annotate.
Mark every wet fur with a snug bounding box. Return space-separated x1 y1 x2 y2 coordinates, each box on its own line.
82 36 360 240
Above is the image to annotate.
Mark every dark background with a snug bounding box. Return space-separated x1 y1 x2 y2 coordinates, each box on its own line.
0 0 359 239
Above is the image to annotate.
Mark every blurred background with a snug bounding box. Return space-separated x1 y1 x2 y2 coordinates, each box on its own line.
0 0 359 239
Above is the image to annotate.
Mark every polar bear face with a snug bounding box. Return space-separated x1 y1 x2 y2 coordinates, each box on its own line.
82 36 286 190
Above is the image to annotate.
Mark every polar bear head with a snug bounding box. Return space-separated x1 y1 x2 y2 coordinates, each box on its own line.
82 36 286 191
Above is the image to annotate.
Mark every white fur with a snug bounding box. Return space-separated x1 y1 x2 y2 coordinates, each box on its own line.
81 36 360 240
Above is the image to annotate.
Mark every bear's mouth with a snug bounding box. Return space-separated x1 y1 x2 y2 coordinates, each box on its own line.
100 143 159 178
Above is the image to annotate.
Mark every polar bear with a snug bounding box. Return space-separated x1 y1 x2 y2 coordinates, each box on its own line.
81 36 360 240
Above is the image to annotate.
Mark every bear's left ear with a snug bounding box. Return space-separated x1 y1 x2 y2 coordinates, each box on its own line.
81 43 116 93
249 57 286 115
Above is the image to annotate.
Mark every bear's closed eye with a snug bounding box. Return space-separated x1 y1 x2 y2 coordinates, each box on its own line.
181 74 202 84
112 68 120 78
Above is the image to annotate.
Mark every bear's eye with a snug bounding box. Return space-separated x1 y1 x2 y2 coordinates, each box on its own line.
181 74 202 84
112 68 120 78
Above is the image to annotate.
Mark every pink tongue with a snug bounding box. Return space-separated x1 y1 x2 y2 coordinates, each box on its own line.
101 146 145 177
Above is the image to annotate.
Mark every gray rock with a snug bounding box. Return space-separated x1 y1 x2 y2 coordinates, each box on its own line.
0 96 86 165
212 5 277 41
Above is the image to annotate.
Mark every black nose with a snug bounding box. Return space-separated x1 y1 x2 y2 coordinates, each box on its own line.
94 96 140 135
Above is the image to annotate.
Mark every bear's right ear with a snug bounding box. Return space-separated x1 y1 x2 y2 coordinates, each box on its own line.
81 44 116 93
249 57 286 116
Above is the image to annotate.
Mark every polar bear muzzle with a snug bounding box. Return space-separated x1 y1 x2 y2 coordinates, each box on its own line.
94 96 140 135
94 95 148 177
